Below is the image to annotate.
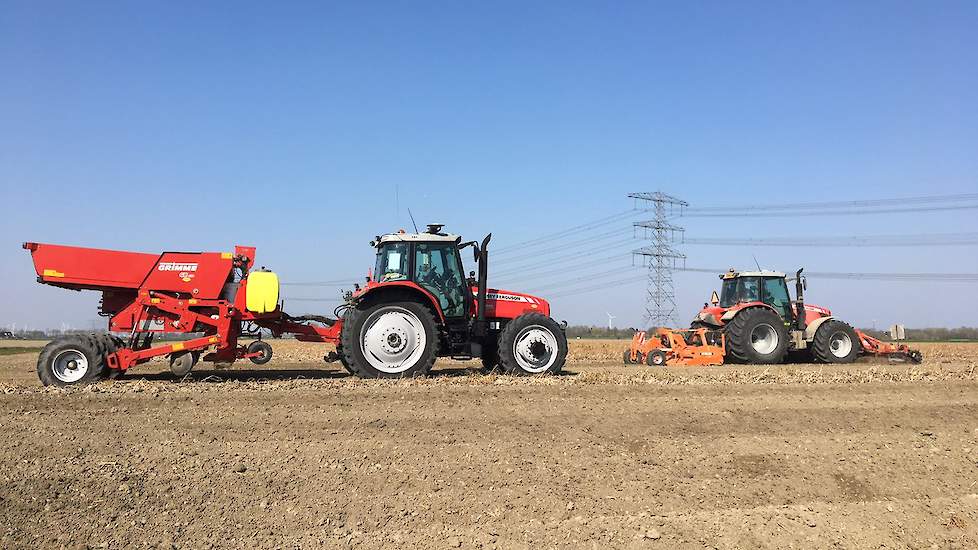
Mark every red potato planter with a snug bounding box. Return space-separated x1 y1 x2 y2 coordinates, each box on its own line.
23 224 568 385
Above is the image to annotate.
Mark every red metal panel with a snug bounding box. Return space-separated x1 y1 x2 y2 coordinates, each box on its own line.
478 287 551 319
25 242 160 290
141 252 234 299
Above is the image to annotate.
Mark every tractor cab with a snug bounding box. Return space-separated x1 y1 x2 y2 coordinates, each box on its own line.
717 269 793 322
371 224 469 318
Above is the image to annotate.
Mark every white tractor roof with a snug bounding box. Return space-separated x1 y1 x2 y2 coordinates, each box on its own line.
723 269 786 279
378 232 461 244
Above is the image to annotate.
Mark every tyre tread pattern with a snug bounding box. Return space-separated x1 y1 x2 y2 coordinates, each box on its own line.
339 302 438 379
811 319 860 364
722 307 789 364
496 313 567 376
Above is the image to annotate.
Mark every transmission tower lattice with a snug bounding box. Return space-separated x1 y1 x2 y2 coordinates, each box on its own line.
629 192 688 326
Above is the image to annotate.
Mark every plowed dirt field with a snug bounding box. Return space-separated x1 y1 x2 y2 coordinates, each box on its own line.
1 340 977 549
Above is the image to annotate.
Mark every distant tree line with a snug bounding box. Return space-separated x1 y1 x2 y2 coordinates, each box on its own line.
857 327 978 342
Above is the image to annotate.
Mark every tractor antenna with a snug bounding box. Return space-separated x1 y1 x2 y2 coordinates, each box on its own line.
752 254 761 271
407 208 420 233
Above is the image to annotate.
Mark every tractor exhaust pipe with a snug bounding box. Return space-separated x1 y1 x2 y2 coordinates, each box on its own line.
795 268 806 331
475 233 492 338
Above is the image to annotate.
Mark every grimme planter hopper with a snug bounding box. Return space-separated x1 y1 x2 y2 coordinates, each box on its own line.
23 224 568 386
625 268 922 366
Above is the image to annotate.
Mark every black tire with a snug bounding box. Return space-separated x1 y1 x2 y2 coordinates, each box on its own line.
36 336 103 387
334 345 355 375
723 308 789 364
480 338 500 372
497 313 567 376
169 350 199 377
623 349 632 364
66 333 109 379
247 341 273 365
646 349 667 366
811 319 860 364
340 301 438 379
103 335 127 379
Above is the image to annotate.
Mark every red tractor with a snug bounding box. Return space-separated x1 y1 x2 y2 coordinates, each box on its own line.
332 224 568 378
691 268 921 364
23 224 569 385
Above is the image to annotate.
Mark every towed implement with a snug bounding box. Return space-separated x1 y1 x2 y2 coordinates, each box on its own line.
624 327 725 367
23 224 568 386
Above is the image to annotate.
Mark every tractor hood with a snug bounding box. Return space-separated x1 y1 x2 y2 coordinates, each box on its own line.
476 287 550 319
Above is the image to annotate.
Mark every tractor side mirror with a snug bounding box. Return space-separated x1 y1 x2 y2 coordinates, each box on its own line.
710 290 720 306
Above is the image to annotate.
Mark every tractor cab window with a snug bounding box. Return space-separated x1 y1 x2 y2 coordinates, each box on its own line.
719 276 761 307
375 243 410 282
414 242 466 317
762 277 792 320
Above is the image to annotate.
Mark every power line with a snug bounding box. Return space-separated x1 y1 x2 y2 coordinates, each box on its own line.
492 237 640 277
683 232 978 247
684 204 978 218
686 192 978 212
493 227 634 266
491 252 633 286
493 209 639 255
522 265 637 294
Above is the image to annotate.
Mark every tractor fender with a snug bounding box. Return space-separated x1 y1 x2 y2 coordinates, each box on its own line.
354 282 446 324
720 303 778 322
802 316 835 341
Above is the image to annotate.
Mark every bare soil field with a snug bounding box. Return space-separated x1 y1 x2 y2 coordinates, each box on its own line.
1 340 977 549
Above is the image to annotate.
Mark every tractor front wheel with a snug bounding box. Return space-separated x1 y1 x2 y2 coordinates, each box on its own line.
811 320 860 363
340 301 438 378
724 308 789 364
497 313 567 376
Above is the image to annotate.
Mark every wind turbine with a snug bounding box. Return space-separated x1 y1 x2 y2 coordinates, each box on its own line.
606 312 616 330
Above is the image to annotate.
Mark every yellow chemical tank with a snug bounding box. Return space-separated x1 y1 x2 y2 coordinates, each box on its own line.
246 271 279 313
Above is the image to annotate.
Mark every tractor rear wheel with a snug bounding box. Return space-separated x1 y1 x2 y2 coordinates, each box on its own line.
37 336 102 387
497 313 567 376
811 320 860 363
333 344 355 375
340 301 438 378
724 308 789 364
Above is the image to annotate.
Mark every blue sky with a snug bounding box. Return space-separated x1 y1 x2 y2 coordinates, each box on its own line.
2 1 976 331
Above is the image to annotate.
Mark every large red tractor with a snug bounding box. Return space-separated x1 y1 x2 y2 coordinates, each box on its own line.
23 224 568 385
691 268 921 364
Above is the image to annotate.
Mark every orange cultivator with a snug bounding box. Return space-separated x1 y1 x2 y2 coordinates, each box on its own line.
623 327 725 367
855 331 923 363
